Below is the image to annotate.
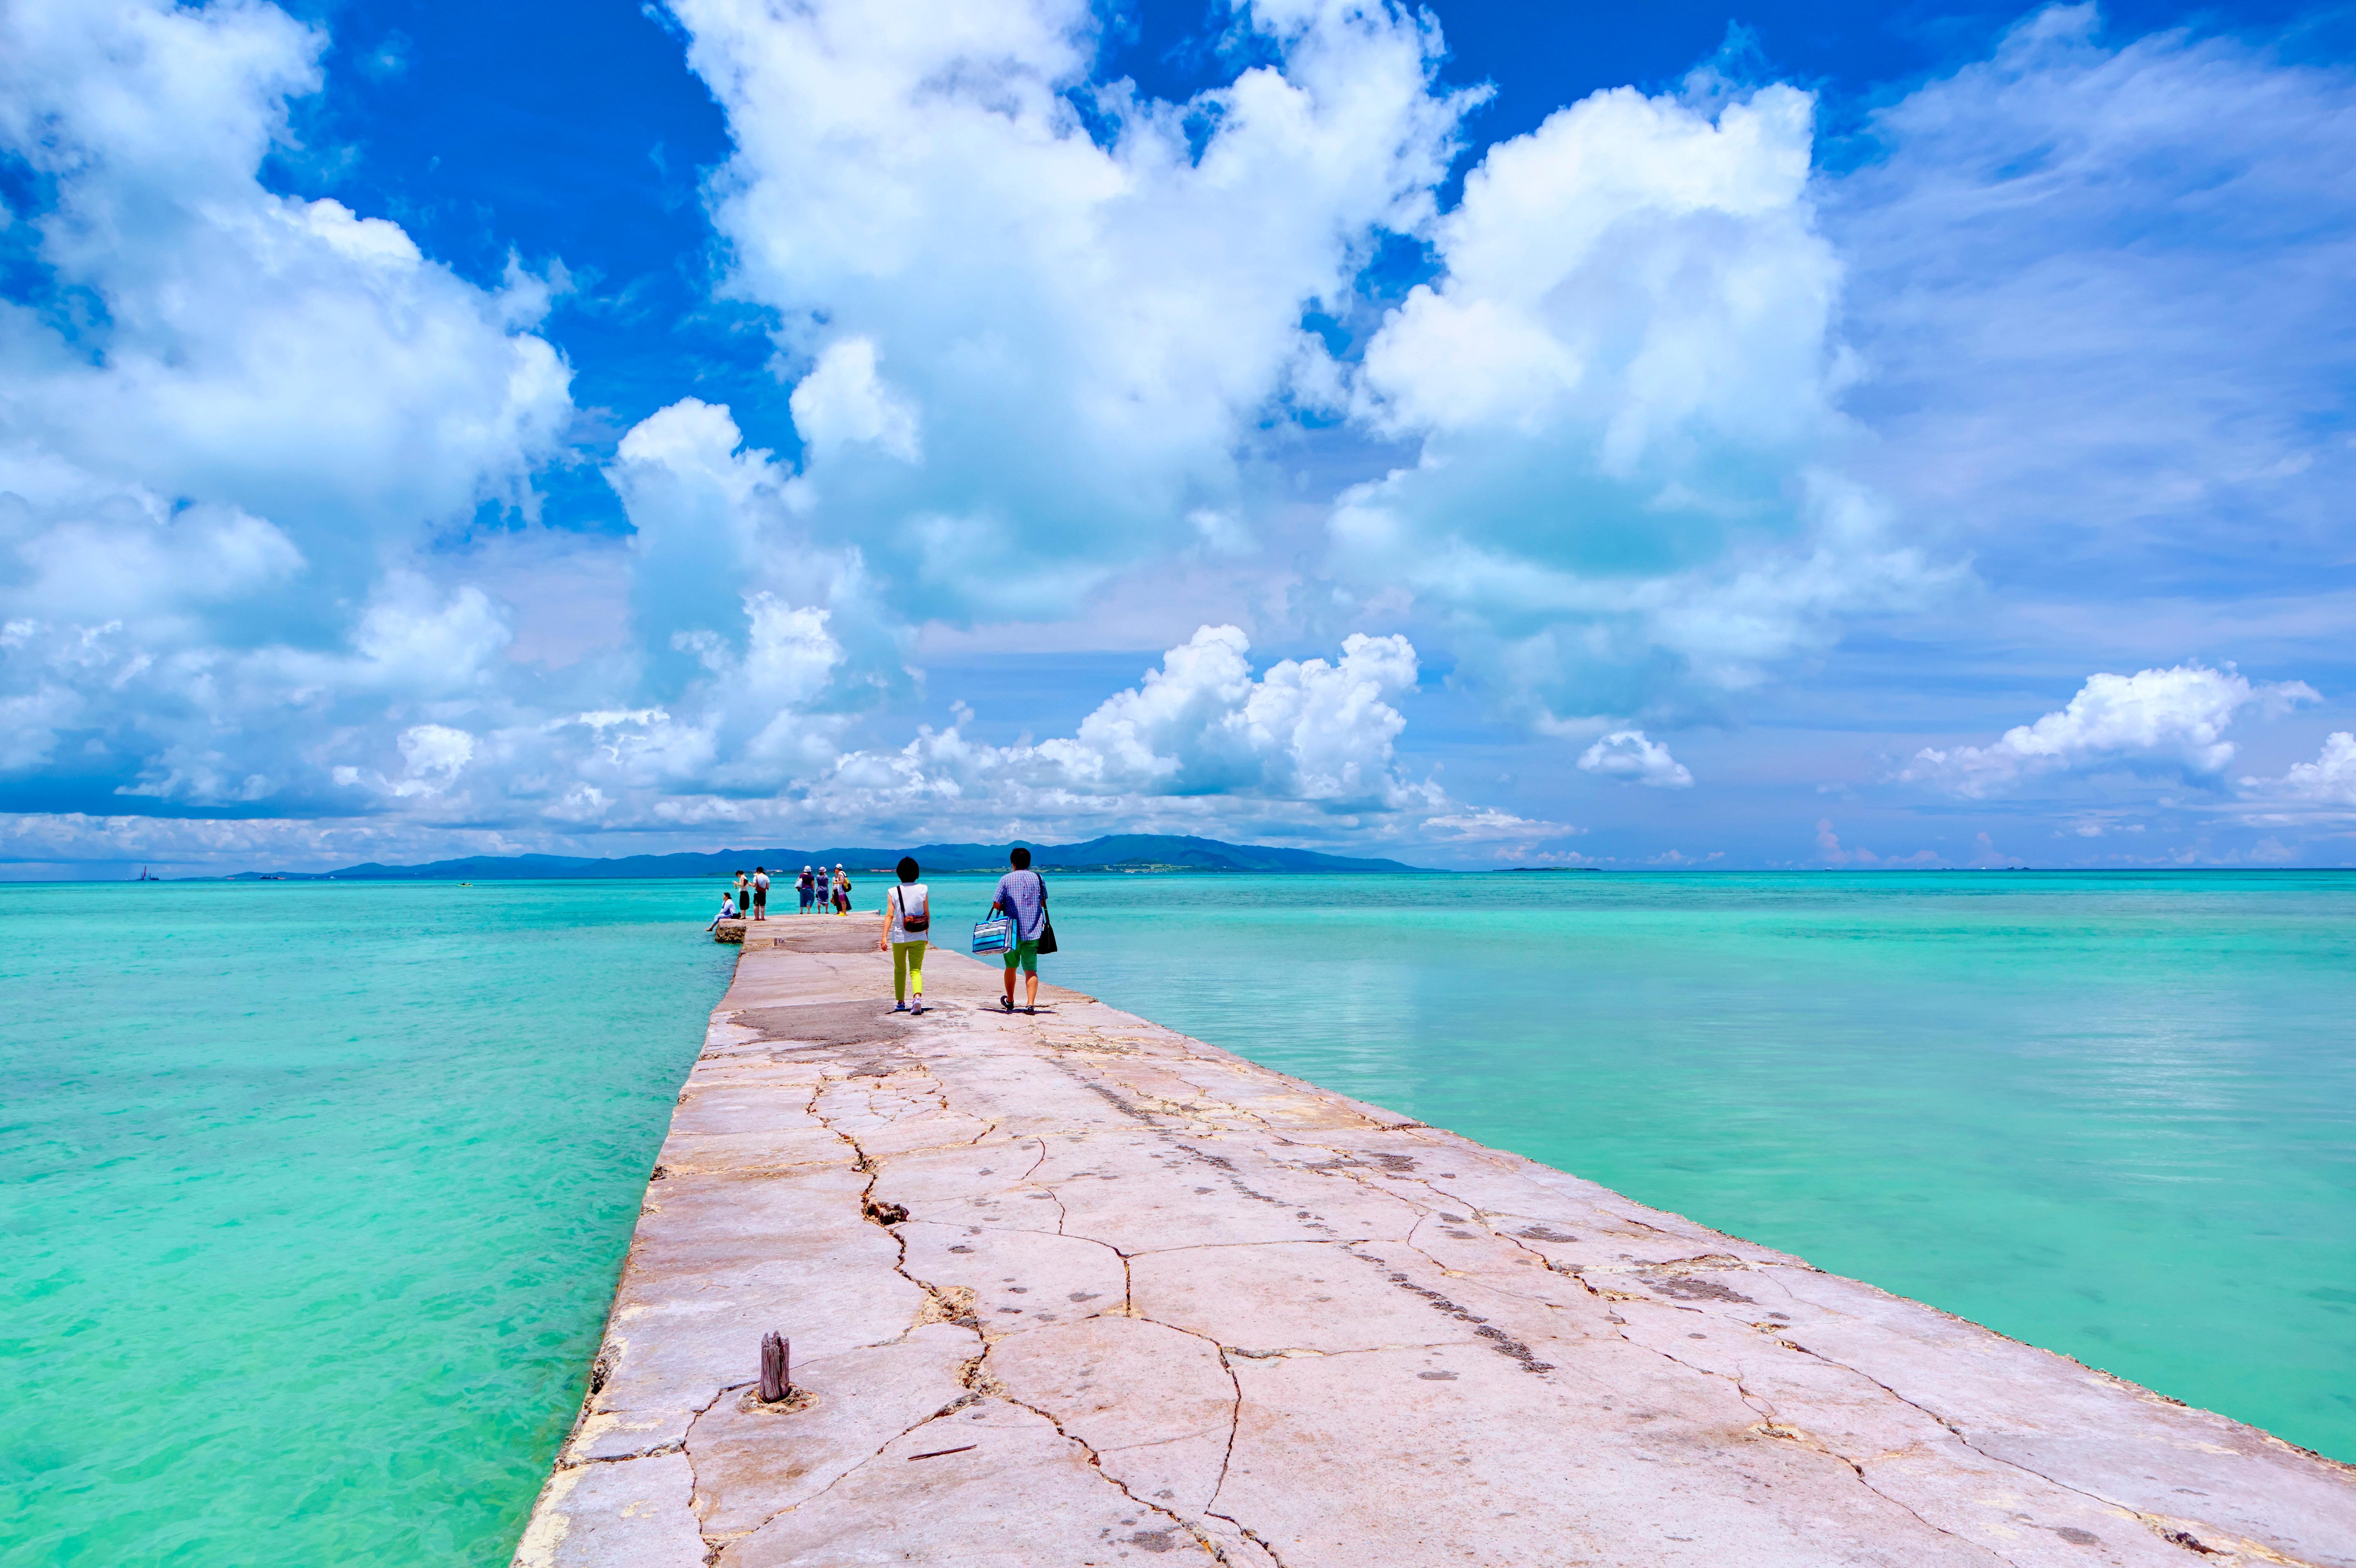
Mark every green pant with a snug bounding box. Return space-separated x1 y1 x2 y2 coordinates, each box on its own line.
893 940 927 1001
1001 936 1039 973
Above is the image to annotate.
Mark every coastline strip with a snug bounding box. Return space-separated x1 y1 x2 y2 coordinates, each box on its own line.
514 914 2356 1567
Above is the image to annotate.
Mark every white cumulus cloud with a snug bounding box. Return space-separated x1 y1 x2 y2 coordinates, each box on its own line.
1577 730 1694 788
2236 732 2356 821
2269 733 2356 803
810 625 1440 832
789 338 921 464
0 0 570 544
0 0 573 824
1333 75 1936 726
670 0 1474 621
1907 664 2318 796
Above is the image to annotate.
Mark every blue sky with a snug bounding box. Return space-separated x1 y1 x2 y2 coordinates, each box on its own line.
4 0 2355 873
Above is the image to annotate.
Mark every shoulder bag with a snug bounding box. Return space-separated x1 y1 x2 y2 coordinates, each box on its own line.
1033 870 1058 956
893 884 929 934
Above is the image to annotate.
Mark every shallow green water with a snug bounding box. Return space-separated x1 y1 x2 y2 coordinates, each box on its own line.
1 881 735 1566
5 871 2353 1566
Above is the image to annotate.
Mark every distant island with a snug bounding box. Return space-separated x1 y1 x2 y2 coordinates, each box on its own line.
223 834 1434 881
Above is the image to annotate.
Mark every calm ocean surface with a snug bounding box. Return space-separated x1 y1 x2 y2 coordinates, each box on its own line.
5 870 2353 1563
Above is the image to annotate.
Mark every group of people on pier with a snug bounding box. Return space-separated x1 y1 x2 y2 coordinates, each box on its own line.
707 864 852 926
702 848 1055 1016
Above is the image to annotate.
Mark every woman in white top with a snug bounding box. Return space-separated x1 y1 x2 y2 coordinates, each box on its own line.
879 857 929 1013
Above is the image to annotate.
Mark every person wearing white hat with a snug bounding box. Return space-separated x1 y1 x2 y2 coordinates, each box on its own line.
796 864 816 914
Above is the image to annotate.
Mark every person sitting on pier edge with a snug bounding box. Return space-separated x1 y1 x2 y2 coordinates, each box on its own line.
880 857 929 1014
990 847 1050 1014
706 888 737 932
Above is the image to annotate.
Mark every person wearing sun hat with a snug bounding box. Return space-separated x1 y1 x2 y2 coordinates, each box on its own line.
797 864 816 914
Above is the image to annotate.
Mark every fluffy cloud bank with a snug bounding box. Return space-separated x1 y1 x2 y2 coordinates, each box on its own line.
0 0 1532 866
0 0 572 817
0 0 568 553
1908 664 2318 797
803 625 1441 833
9 0 2353 871
2 622 1447 869
1332 75 1936 725
675 0 1472 620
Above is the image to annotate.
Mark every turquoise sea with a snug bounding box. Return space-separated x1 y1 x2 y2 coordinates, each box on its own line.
5 871 2353 1564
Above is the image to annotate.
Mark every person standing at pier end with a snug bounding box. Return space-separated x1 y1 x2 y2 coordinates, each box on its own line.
734 869 750 916
797 865 816 914
991 847 1049 1014
880 857 929 1013
750 866 770 920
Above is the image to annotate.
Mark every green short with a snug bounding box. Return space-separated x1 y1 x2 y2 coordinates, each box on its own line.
1002 937 1040 973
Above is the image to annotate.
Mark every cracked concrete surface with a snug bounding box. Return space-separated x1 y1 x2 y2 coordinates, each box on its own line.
513 916 2356 1568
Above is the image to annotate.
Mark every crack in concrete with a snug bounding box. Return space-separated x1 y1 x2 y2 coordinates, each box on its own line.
1202 1508 1290 1568
1759 1319 2321 1566
694 1075 994 1559
803 1061 1214 1559
873 1042 1299 1563
1638 1335 2022 1567
564 1438 688 1467
989 1379 1231 1564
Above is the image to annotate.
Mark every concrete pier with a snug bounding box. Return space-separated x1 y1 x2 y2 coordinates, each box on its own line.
514 914 2356 1567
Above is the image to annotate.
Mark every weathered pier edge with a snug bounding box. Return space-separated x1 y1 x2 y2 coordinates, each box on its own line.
516 914 2356 1567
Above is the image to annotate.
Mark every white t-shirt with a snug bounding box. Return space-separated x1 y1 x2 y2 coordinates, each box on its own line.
886 882 930 943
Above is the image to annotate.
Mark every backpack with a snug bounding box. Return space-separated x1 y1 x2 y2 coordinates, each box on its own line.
893 885 929 934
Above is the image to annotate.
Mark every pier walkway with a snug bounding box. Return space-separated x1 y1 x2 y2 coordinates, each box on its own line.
515 915 2356 1567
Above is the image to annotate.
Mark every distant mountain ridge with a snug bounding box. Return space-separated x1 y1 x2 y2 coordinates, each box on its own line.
226 834 1432 880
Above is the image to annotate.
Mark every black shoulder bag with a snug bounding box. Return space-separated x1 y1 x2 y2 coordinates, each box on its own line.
1033 870 1058 955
